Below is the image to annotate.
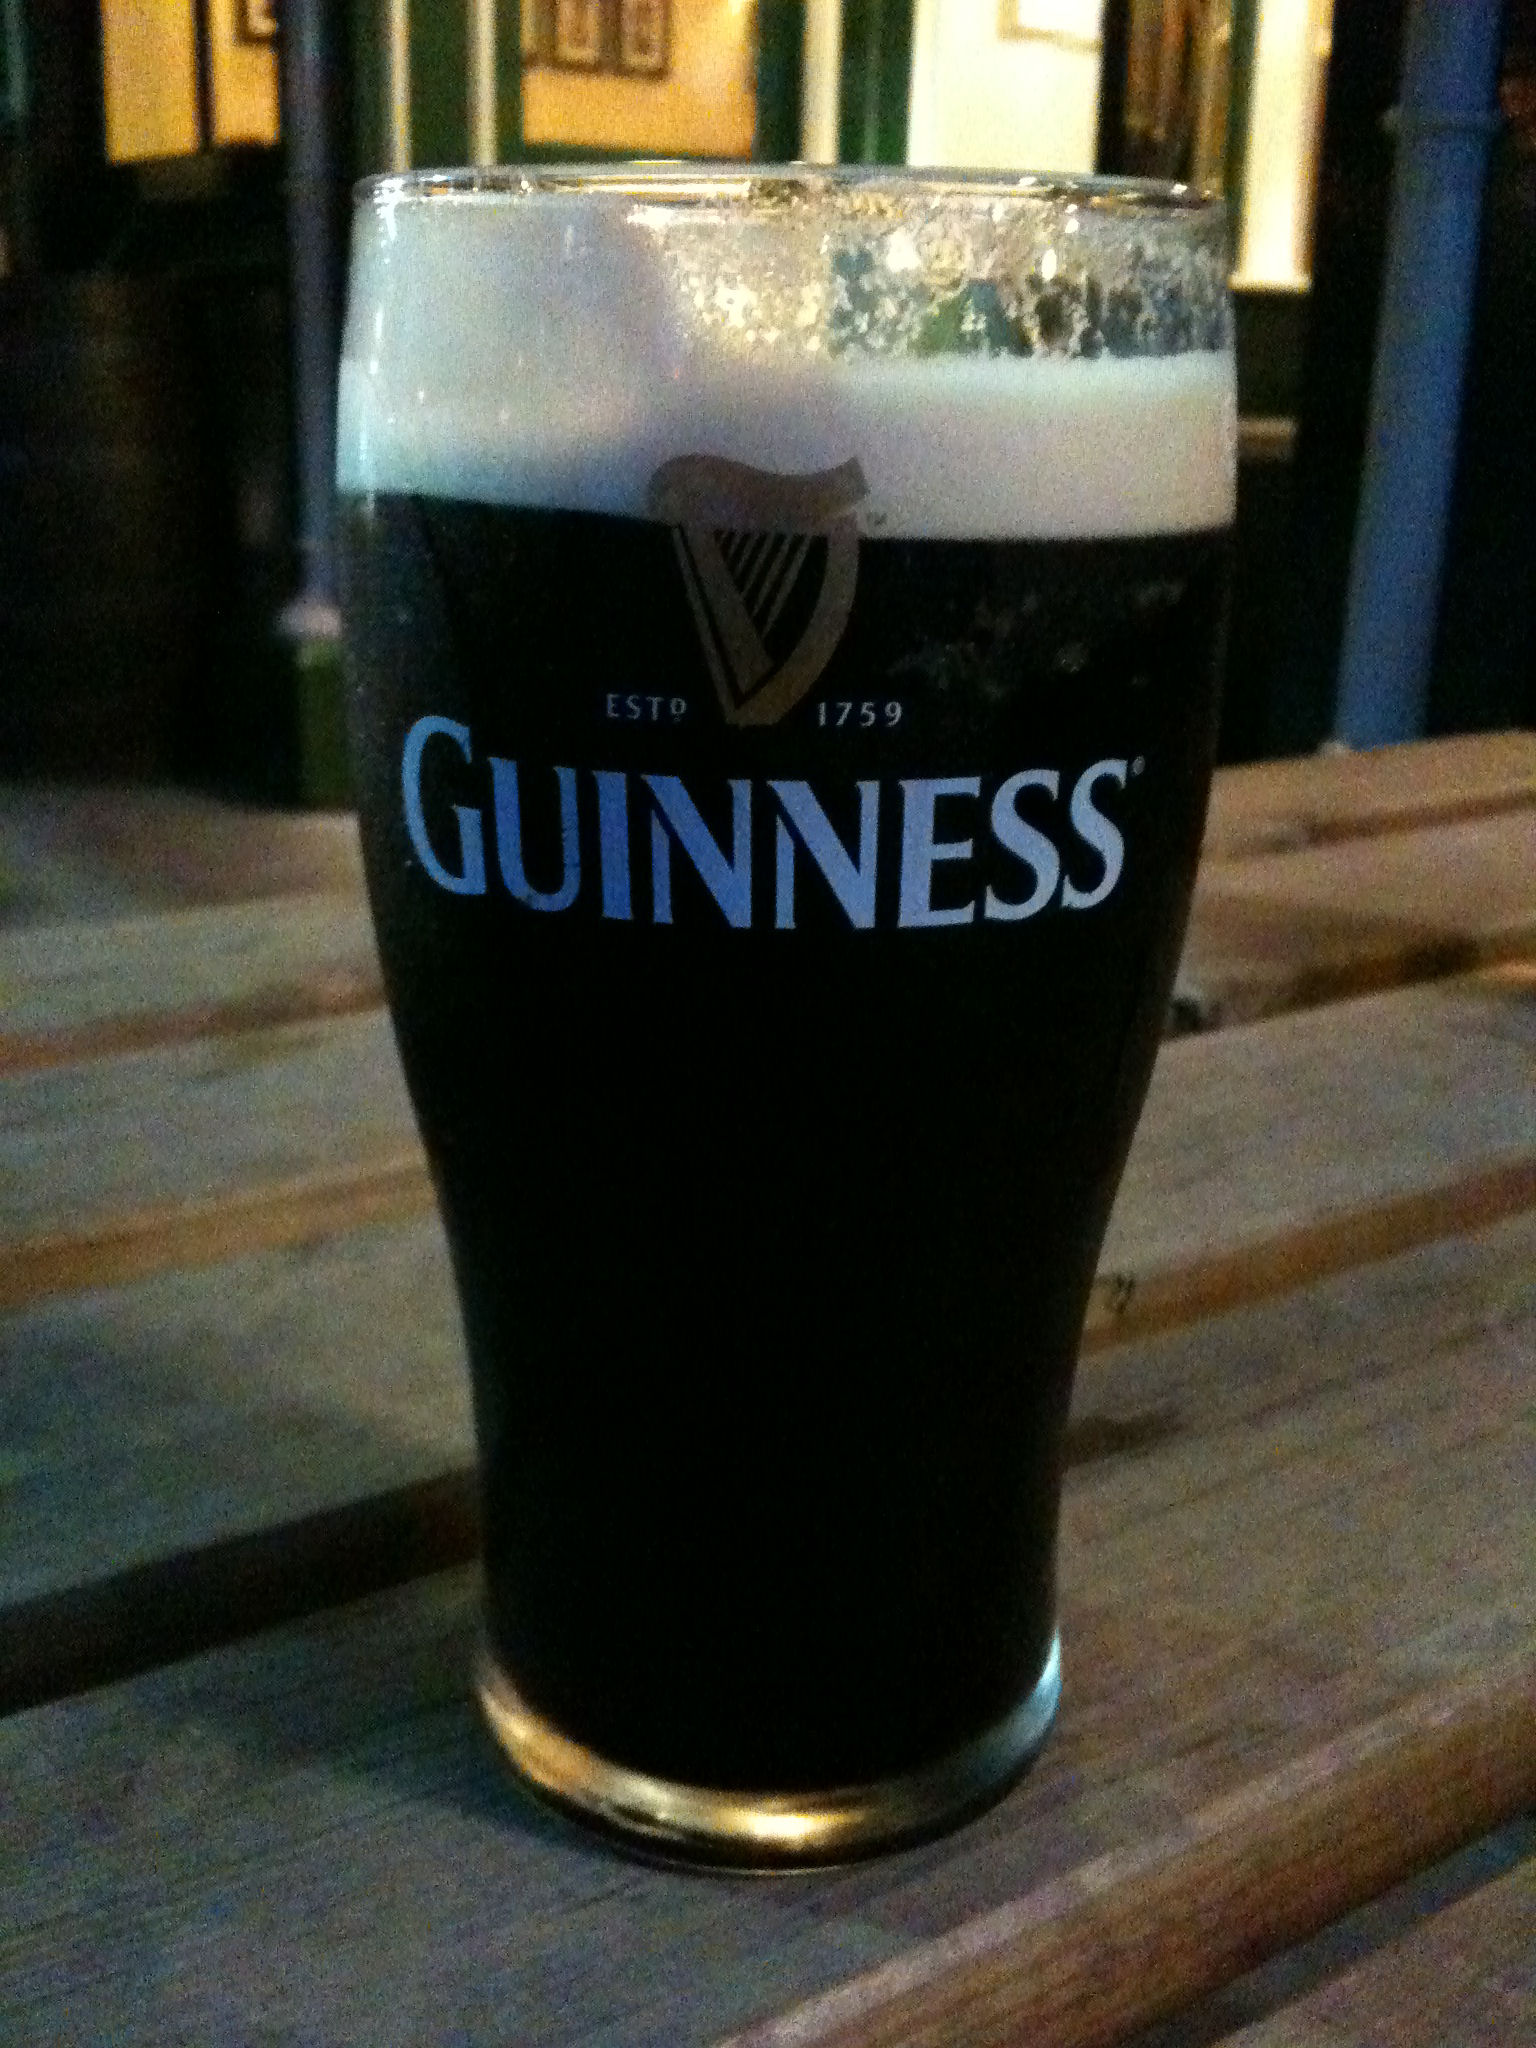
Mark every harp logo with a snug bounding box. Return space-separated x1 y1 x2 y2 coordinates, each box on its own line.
648 454 868 727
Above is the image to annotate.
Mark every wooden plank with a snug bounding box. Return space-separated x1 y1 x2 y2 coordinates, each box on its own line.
1214 1857 1534 2048
0 1215 472 1627
0 787 364 924
2 739 1525 933
0 1007 427 1308
3 739 1528 1075
1 1213 1530 2045
1181 810 1536 1028
0 1466 480 1718
0 1153 433 1311
1199 731 1536 861
1105 1817 1535 2046
0 1008 417 1242
719 1672 1536 2048
4 976 1531 1327
2 974 1531 1685
1085 970 1536 1348
0 894 383 1074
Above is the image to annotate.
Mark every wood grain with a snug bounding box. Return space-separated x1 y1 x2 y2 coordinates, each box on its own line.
1199 731 1536 861
2 977 1530 1661
0 1151 434 1312
1 1006 418 1252
1085 1156 1536 1350
0 786 364 926
2 749 1530 2044
1093 970 1536 1340
3 739 1529 1073
1181 810 1536 1029
717 1662 1536 2048
0 1469 478 1715
0 893 382 1074
1 1212 1529 2045
4 977 1532 1322
1216 1856 1534 2047
1113 1817 1535 2047
0 1214 472 1623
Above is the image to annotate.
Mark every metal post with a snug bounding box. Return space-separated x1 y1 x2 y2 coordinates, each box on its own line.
1332 0 1504 748
278 0 342 642
1 0 34 272
468 0 498 166
387 0 413 173
802 0 843 162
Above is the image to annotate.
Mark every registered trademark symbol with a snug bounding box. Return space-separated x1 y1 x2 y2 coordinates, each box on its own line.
1132 756 1146 776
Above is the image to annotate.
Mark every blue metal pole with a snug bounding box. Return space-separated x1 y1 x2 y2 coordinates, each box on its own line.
1332 0 1504 748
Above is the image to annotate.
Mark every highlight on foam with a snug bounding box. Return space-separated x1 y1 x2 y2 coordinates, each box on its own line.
338 167 1236 539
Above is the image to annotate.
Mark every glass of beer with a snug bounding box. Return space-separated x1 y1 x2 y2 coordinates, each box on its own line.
337 167 1234 1866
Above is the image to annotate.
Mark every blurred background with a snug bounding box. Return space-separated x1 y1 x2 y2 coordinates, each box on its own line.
0 0 1532 805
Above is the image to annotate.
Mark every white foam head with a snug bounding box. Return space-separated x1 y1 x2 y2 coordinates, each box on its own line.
338 170 1236 540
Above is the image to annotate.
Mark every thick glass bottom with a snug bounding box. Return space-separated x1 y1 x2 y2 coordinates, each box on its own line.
476 1632 1061 1869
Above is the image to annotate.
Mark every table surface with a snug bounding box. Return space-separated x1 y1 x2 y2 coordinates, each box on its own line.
1 735 1532 2047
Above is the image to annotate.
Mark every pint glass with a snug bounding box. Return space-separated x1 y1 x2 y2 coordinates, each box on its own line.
337 168 1234 1865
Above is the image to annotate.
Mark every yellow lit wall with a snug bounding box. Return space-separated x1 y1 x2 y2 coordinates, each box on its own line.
522 0 754 156
101 0 199 161
100 0 279 162
209 0 281 148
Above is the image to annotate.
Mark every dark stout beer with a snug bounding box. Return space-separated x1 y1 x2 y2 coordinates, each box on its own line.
338 168 1235 1861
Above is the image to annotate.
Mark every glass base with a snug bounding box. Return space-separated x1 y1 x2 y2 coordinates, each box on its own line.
476 1632 1061 1869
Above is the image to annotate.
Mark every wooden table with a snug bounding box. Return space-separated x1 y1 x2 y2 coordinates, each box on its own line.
2 735 1533 2046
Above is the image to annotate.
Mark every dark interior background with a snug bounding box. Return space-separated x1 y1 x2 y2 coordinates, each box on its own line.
1 0 1532 799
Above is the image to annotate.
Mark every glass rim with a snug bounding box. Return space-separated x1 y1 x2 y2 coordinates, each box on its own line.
353 162 1224 223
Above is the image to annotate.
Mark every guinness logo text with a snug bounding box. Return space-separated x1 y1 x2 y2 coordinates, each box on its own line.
401 716 1133 932
648 455 868 728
